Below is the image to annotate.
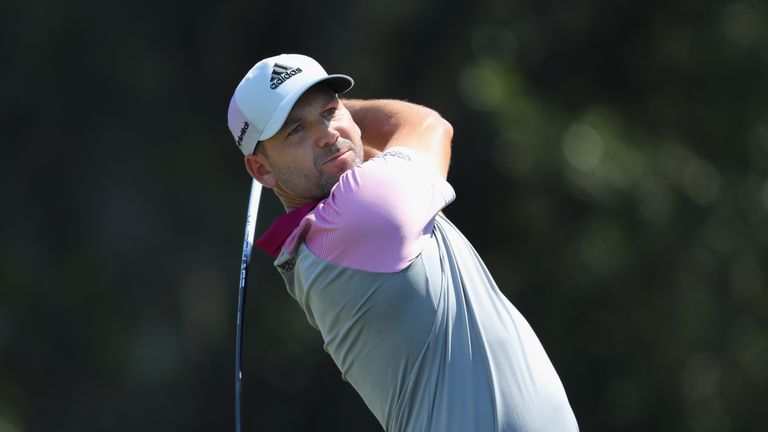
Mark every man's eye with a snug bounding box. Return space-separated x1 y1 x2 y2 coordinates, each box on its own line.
323 107 337 119
287 124 303 136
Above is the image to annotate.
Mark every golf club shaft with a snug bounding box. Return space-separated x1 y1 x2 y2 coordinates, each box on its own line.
236 179 263 432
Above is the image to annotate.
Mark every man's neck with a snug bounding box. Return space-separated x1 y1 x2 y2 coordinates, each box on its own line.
274 186 320 213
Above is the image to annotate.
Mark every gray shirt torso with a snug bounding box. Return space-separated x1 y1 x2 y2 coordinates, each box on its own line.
275 213 579 431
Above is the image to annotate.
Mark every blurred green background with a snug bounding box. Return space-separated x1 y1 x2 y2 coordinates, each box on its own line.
2 0 767 430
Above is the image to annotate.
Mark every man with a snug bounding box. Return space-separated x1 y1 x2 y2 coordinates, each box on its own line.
227 53 579 431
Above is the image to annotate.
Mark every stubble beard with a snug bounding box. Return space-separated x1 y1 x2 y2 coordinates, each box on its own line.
270 138 362 199
314 137 362 196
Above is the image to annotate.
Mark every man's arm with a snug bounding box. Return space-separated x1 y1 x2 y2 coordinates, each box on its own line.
341 99 453 179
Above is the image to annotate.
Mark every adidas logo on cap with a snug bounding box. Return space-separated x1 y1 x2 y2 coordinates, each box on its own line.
269 63 303 90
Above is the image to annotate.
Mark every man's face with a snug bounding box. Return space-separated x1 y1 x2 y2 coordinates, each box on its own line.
255 85 364 200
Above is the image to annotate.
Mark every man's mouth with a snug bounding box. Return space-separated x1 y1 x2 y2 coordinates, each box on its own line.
323 148 351 165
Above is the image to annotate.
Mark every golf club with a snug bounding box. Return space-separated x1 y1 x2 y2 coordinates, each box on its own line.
235 178 263 432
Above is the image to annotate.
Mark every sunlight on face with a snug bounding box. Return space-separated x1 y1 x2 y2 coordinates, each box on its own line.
261 85 363 200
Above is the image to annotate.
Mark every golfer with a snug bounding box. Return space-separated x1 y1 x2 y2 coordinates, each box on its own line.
227 54 579 431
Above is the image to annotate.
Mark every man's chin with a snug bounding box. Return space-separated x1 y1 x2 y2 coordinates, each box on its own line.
315 150 361 197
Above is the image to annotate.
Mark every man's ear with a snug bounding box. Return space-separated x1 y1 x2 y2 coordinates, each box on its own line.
244 153 276 188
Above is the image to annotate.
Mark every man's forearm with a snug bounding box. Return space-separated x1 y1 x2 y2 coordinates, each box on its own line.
342 99 453 178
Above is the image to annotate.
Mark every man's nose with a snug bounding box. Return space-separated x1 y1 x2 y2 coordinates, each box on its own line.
315 124 340 148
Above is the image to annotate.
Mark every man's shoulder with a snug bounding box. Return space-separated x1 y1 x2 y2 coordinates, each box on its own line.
378 148 414 161
324 146 454 216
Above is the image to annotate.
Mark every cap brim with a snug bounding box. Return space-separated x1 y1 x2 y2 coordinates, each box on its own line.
258 74 354 142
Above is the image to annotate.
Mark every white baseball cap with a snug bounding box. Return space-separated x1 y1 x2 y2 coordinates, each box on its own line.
227 54 354 155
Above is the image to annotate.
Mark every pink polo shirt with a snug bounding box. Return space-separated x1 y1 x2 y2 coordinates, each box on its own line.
255 147 456 272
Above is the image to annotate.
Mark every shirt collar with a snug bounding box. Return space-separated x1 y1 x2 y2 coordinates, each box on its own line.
254 201 319 258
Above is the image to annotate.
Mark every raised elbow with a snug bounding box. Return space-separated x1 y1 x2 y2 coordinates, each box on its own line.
422 110 453 141
437 115 453 142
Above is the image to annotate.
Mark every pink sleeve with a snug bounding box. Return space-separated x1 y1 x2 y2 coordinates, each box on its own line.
300 147 455 273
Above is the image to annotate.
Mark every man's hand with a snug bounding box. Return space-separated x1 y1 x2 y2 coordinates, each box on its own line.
341 99 453 179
